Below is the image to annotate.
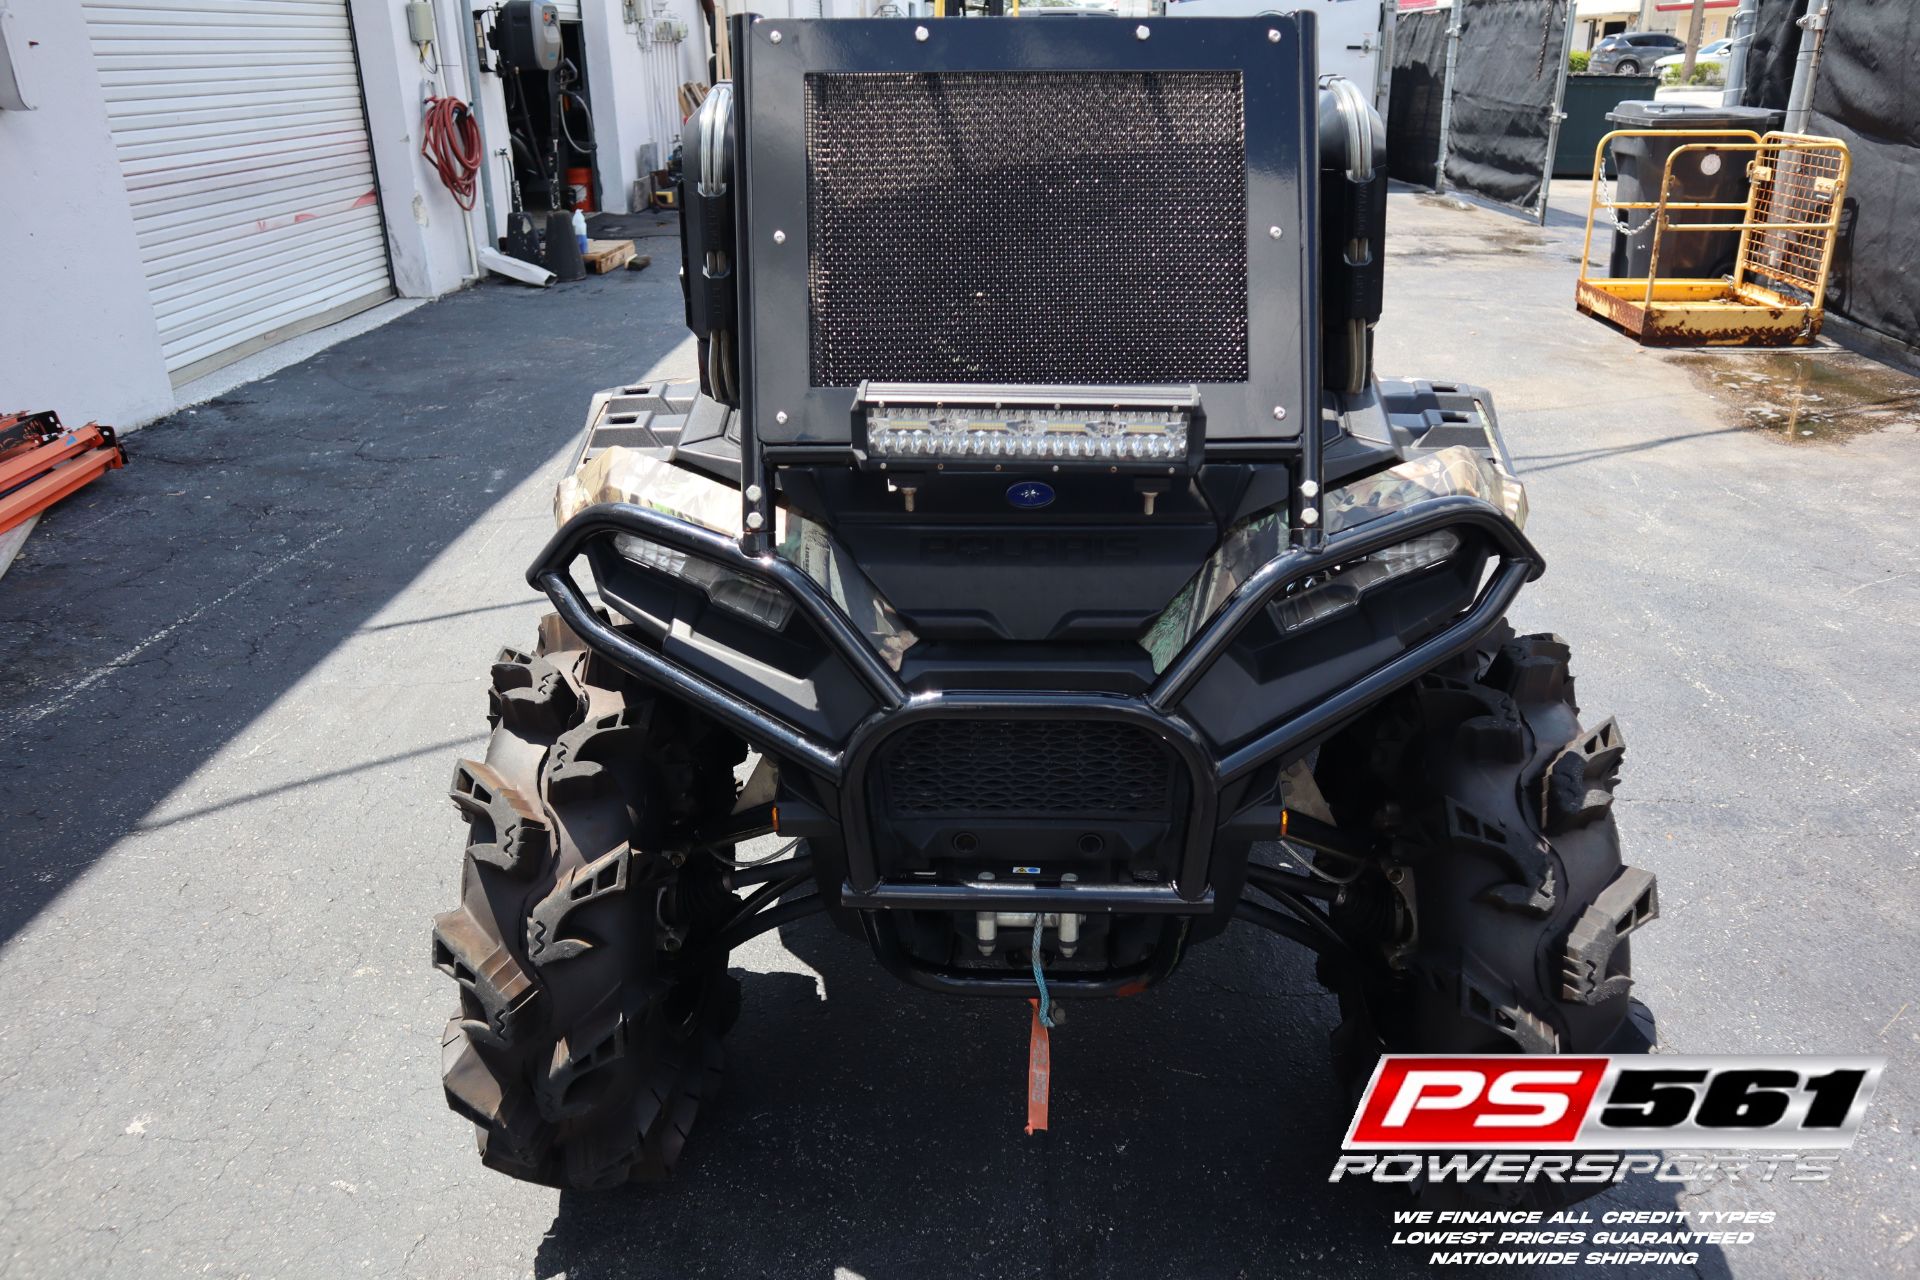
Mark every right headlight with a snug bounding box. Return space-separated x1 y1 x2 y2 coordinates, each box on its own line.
565 445 919 669
1268 531 1461 634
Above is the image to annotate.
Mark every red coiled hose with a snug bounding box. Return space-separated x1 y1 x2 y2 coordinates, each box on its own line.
421 96 483 211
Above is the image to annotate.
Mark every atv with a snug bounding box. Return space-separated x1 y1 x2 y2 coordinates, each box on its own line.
432 11 1659 1196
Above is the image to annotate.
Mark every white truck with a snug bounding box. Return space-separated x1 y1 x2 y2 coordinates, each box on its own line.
1163 0 1392 110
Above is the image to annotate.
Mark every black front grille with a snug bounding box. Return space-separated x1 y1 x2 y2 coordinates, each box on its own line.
804 70 1249 388
877 720 1176 817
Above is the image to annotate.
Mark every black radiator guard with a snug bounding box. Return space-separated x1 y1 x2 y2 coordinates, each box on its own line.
732 15 1321 451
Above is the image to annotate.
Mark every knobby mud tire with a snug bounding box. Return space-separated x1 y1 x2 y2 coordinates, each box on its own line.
1315 623 1659 1207
432 614 746 1189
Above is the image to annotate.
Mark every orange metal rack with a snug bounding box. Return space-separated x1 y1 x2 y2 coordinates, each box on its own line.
0 411 128 534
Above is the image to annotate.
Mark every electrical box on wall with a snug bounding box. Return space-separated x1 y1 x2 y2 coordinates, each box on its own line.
497 0 561 72
405 1 436 45
0 2 39 111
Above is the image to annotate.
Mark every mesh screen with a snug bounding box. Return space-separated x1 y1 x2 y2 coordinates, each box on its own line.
1740 140 1849 305
879 720 1175 818
804 70 1249 387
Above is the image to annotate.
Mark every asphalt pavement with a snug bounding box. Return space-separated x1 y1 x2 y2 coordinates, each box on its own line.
0 191 1914 1279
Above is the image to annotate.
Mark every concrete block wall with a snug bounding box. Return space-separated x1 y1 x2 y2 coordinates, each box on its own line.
582 0 709 215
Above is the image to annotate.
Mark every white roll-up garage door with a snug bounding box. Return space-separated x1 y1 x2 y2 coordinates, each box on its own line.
84 0 394 383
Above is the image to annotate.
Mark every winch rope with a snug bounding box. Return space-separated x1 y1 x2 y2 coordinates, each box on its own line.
1031 917 1055 1029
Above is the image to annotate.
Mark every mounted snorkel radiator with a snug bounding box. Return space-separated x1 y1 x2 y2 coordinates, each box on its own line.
725 14 1325 546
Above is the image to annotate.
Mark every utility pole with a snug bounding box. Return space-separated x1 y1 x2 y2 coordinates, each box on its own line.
1784 0 1834 133
1722 0 1759 106
1434 4 1463 193
1679 0 1708 80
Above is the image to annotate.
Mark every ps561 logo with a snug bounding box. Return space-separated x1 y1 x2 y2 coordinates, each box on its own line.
1334 1055 1884 1184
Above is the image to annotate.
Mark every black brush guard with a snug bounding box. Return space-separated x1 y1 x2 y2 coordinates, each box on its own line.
528 493 1541 937
538 16 1524 998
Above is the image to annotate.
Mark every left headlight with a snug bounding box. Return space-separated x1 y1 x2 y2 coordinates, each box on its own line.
613 533 796 631
1269 531 1461 633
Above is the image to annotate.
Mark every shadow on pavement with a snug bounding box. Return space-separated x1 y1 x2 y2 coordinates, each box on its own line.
0 218 1733 1280
537 914 1726 1280
0 263 690 946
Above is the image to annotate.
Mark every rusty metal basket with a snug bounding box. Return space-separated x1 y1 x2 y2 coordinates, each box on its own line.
1576 130 1852 346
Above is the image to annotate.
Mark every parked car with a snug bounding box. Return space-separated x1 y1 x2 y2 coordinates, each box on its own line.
1590 31 1685 74
1654 37 1734 73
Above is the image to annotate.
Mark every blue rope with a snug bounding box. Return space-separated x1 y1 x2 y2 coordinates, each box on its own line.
1031 917 1054 1029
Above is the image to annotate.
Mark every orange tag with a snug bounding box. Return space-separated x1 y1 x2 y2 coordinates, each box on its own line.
1025 998 1051 1134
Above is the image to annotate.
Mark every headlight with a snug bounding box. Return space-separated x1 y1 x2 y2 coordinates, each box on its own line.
1269 531 1461 633
1325 446 1527 533
1140 446 1518 672
614 534 796 630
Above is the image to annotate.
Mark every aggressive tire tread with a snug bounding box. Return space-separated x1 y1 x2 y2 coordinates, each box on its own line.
434 614 747 1189
1315 621 1658 1205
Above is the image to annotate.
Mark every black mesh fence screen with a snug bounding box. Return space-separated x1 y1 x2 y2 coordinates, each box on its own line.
1749 0 1920 359
1743 0 1807 112
1442 0 1569 209
1388 9 1448 188
803 70 1249 388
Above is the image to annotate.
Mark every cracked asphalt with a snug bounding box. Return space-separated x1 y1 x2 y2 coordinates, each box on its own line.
1 191 1916 1279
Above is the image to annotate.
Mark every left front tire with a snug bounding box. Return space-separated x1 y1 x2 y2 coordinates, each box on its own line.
432 614 746 1189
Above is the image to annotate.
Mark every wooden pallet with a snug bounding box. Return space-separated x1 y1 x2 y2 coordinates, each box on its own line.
582 239 636 273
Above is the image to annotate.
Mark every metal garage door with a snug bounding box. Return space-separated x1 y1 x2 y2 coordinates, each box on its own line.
84 0 394 383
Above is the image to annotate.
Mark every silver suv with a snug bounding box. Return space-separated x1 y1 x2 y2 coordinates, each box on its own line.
1591 30 1685 75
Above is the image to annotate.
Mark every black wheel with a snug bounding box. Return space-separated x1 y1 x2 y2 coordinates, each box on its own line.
1616 59 1641 74
1313 623 1658 1205
432 613 747 1189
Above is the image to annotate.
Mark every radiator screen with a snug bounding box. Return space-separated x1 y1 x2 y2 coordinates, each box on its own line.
804 70 1249 388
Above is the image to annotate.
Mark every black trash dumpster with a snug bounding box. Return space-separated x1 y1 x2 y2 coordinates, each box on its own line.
1604 100 1785 280
1555 75 1660 177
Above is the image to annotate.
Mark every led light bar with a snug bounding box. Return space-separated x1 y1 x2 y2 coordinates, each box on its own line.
853 382 1201 470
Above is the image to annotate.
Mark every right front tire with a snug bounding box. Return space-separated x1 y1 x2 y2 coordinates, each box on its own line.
1312 624 1659 1204
432 615 746 1189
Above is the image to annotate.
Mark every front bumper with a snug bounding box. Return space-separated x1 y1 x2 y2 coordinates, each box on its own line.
528 491 1542 924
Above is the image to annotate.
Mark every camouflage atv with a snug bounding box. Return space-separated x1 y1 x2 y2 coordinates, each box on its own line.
432 12 1657 1197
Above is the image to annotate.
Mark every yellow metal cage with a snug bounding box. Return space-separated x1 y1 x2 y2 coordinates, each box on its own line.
1576 129 1852 346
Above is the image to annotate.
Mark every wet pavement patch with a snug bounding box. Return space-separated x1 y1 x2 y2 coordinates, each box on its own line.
1396 195 1552 258
1665 348 1920 442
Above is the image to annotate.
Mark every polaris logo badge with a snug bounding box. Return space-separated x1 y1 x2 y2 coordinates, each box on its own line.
1006 481 1055 510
